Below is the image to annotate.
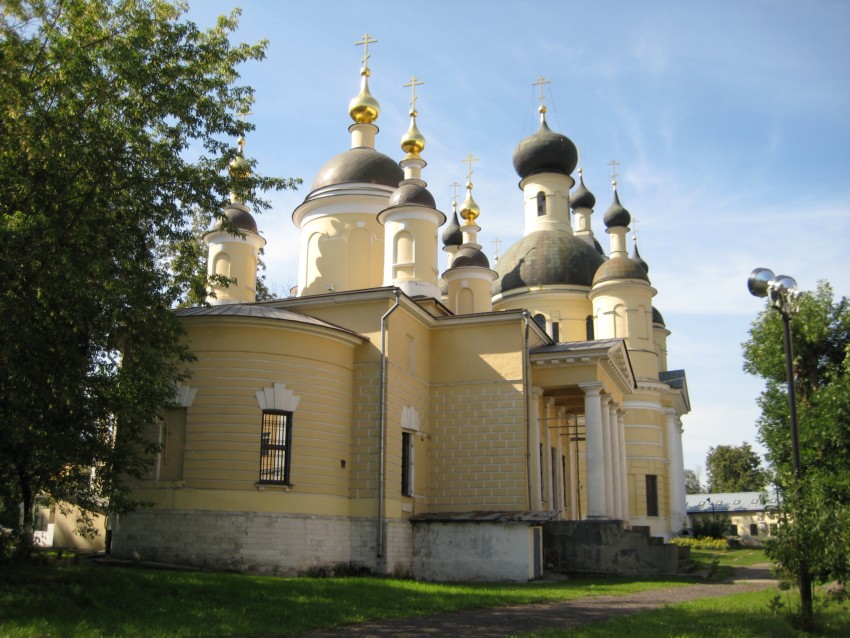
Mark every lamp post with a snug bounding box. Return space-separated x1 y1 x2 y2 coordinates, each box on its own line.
747 267 812 620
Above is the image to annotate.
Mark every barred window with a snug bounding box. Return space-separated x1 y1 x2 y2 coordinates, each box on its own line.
645 474 659 517
401 431 414 496
260 410 292 485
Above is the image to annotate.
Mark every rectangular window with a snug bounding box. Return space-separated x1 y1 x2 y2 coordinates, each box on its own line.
749 523 759 536
645 474 659 517
730 524 739 536
259 410 292 485
401 432 414 496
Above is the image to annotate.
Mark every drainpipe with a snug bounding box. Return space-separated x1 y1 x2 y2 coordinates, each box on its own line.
523 311 533 509
377 288 402 560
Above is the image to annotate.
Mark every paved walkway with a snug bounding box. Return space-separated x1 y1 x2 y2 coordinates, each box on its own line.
301 566 778 637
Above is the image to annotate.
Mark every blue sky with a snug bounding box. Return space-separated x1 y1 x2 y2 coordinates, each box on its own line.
187 0 850 476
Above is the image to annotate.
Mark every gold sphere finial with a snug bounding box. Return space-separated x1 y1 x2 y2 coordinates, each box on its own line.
228 135 251 179
349 33 380 124
459 154 481 223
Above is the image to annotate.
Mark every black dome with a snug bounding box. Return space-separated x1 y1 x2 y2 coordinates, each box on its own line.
452 246 490 269
631 244 649 274
311 147 403 191
652 306 665 326
603 190 630 228
592 256 650 286
387 181 436 208
571 175 596 209
442 209 463 247
494 230 605 294
512 120 578 181
212 203 258 234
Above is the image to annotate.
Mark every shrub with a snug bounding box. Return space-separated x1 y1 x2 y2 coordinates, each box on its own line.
669 536 730 550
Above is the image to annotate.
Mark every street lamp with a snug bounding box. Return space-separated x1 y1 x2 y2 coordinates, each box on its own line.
747 267 812 618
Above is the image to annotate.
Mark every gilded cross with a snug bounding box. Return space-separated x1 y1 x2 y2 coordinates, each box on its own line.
608 159 620 185
461 153 479 184
532 76 551 109
450 181 462 205
404 75 424 111
355 33 378 68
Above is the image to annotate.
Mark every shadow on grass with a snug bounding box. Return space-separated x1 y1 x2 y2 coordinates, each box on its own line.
524 589 850 638
0 561 696 637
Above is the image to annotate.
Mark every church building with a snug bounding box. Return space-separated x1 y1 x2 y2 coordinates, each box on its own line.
111 41 690 581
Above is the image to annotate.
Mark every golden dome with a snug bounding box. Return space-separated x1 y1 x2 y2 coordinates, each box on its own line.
400 110 425 158
460 184 480 223
348 68 380 124
228 137 250 179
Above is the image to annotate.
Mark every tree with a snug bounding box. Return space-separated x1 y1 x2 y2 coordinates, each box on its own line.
684 468 704 494
743 281 850 621
704 443 767 493
0 0 296 556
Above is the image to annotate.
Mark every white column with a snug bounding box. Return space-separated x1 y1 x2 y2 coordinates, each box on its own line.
600 394 614 517
529 388 543 511
666 410 687 531
609 402 623 520
568 414 579 519
617 409 629 524
580 384 606 519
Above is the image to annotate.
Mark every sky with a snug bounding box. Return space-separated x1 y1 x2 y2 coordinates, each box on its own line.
186 0 850 477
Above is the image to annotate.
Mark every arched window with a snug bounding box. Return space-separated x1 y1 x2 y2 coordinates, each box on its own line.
536 192 546 216
213 253 230 277
585 315 594 340
533 313 546 331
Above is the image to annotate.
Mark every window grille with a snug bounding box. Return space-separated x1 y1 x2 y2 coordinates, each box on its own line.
260 410 292 485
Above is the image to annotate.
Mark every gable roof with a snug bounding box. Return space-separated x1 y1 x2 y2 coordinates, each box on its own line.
686 489 779 514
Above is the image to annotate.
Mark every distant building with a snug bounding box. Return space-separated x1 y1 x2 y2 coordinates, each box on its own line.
686 490 780 541
110 47 690 580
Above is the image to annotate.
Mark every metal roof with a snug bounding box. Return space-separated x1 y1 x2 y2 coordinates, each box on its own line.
686 489 779 514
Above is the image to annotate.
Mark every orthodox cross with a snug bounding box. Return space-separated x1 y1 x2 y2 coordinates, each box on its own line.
403 75 424 112
461 153 479 184
355 33 378 68
450 181 462 206
491 238 502 263
608 159 620 186
236 109 254 152
532 76 551 109
632 218 640 243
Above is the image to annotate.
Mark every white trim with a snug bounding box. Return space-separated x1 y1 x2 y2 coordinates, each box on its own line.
255 382 301 412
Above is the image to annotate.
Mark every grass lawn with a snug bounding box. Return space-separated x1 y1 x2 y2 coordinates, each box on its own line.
6 548 842 638
0 557 691 637
521 587 850 637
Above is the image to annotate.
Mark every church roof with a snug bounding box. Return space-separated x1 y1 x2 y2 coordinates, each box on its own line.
210 203 258 234
512 118 578 180
494 230 605 293
387 180 436 208
571 174 596 209
592 255 650 286
452 245 490 269
311 147 403 191
175 304 364 339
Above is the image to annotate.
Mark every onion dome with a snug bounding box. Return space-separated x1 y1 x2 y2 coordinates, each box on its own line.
387 181 436 208
631 243 649 274
494 230 605 294
512 107 578 180
652 306 665 326
592 255 650 286
349 65 380 124
400 109 426 158
459 184 480 224
228 137 251 179
211 202 258 234
571 173 596 209
442 204 463 247
311 147 403 191
453 245 490 269
603 187 630 228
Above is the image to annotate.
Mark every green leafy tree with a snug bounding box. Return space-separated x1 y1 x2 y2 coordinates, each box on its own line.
684 468 704 494
0 0 296 557
743 281 850 617
705 442 767 493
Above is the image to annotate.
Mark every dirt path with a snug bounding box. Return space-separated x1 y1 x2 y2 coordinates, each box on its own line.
301 565 777 637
